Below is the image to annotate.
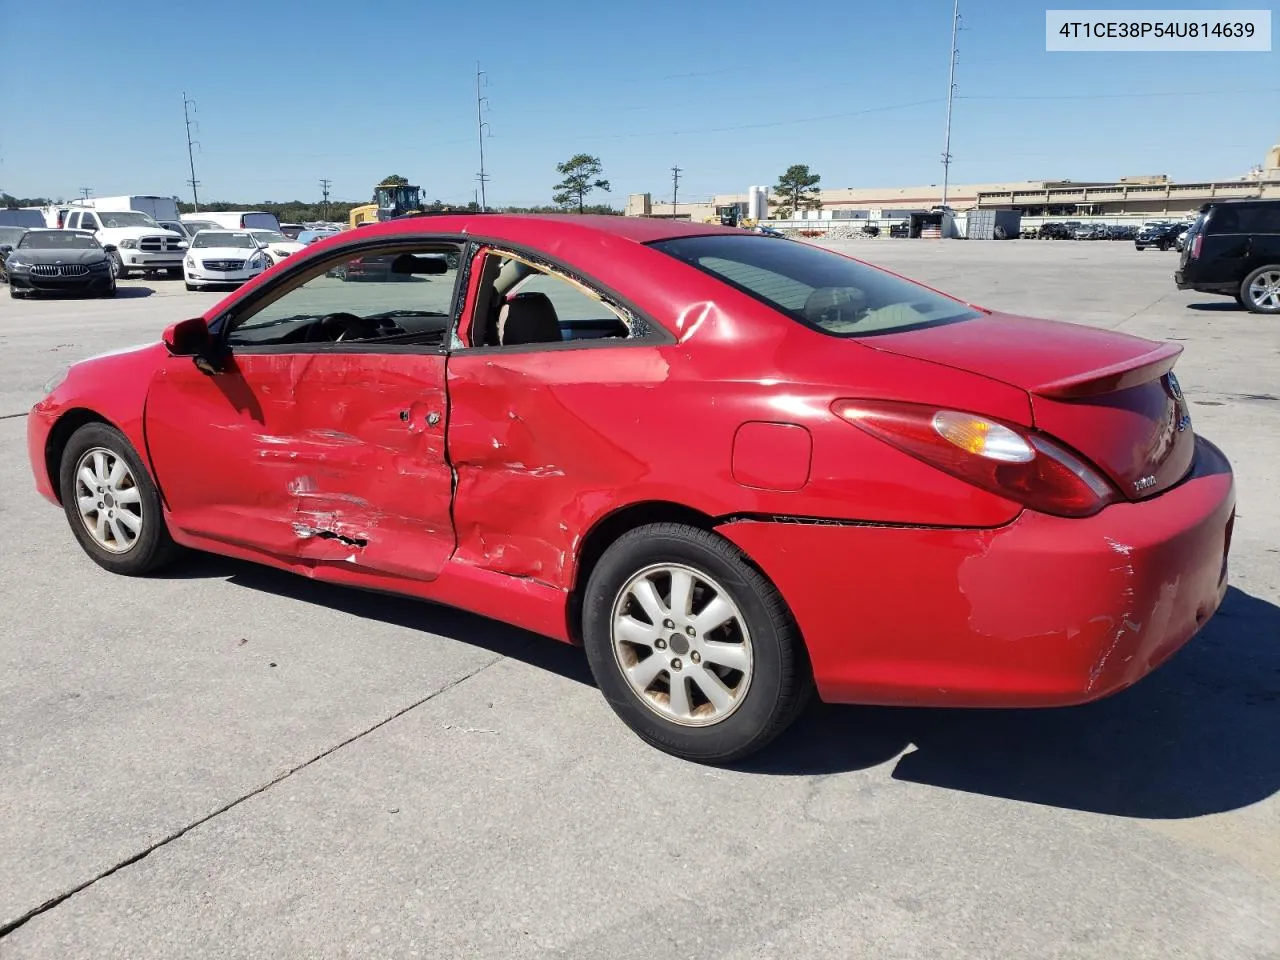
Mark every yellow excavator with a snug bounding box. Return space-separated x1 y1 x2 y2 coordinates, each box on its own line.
348 180 426 229
702 203 755 229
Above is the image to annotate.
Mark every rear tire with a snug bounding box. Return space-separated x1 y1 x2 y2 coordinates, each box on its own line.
581 522 812 764
58 422 178 576
1240 266 1280 314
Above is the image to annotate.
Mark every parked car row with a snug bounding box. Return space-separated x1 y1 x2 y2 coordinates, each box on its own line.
1036 222 1143 241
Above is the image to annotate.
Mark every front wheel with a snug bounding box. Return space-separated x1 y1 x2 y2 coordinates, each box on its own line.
108 249 129 279
582 523 811 763
1241 266 1280 314
58 422 178 575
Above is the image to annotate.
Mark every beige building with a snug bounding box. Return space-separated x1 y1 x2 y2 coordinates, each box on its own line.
627 143 1280 222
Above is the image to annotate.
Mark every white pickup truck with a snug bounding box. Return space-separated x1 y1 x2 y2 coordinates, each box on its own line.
58 208 187 279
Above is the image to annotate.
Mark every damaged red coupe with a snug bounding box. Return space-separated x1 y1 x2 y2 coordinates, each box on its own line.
28 215 1235 762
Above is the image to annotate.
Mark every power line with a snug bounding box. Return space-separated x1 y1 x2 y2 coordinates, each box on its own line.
671 165 681 216
319 178 331 220
959 86 1280 102
183 92 201 212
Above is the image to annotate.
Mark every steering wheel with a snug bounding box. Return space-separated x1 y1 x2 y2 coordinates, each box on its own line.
315 312 379 342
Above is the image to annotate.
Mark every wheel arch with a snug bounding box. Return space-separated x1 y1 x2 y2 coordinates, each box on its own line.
44 408 118 503
566 500 719 643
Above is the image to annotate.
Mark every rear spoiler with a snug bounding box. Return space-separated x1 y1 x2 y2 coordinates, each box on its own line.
1034 342 1182 399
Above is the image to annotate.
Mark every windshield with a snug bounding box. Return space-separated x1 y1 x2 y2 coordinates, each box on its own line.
193 231 257 249
0 227 26 246
250 231 289 244
651 234 979 337
19 231 100 250
96 211 159 229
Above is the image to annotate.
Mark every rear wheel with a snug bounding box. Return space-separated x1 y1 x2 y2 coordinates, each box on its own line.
582 523 811 764
58 423 177 576
1241 266 1280 314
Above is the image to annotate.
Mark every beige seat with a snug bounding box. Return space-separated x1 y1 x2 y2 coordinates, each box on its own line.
498 292 562 346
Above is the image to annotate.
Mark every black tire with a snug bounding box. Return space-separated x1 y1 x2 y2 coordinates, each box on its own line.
184 282 197 292
581 522 812 764
1239 265 1280 314
1234 292 1246 308
9 285 22 299
58 422 178 576
108 249 129 280
166 267 183 279
99 280 117 298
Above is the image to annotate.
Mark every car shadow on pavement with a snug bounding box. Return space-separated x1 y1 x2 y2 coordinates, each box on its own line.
1186 301 1242 311
156 551 596 685
109 287 154 299
161 552 1278 818
744 586 1280 819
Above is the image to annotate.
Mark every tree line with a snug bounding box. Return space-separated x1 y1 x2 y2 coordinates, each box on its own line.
3 159 823 220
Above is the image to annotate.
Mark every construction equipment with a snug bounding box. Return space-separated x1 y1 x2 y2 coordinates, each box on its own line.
348 180 427 229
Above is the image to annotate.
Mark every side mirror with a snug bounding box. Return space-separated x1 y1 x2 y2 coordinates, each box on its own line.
0 245 12 257
163 317 212 357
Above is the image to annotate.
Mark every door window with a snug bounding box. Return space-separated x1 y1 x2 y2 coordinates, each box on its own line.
467 251 641 348
225 245 463 350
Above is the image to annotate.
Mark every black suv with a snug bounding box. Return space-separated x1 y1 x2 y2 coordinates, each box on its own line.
1134 221 1182 251
1175 199 1280 313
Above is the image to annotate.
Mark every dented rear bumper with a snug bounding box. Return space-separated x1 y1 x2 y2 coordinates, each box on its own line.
719 435 1235 708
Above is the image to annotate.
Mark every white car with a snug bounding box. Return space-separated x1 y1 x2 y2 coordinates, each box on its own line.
183 230 271 290
246 229 305 265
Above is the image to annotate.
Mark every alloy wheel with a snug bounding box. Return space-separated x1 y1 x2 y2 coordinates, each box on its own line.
73 447 144 553
1247 270 1280 311
610 563 754 727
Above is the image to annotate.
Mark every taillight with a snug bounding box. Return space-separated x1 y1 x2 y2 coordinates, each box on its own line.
1191 233 1203 259
831 399 1119 518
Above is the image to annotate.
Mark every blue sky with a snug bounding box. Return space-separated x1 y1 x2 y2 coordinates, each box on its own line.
1 0 1276 206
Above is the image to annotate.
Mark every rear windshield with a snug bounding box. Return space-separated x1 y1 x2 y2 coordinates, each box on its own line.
240 213 280 230
650 234 979 336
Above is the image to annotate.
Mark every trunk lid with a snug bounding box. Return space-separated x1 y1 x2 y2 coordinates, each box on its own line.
860 312 1196 500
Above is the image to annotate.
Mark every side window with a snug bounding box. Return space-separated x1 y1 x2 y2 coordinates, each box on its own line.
82 214 100 230
469 251 635 348
225 244 462 350
1236 204 1280 233
66 213 81 229
1205 207 1241 235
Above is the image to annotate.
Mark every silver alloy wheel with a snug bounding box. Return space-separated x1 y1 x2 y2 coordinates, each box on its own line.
74 446 143 554
610 563 754 727
1248 270 1280 311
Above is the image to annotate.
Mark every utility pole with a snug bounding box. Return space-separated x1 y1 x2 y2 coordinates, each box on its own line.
475 63 490 211
319 178 332 221
940 0 960 208
79 187 92 201
183 92 202 212
671 165 681 219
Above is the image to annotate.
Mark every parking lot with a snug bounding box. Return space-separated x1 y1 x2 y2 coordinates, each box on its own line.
1 240 1277 958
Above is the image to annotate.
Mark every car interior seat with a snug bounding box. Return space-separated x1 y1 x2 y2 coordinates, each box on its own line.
498 291 562 346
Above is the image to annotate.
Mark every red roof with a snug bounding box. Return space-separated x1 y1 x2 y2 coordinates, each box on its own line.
344 213 737 245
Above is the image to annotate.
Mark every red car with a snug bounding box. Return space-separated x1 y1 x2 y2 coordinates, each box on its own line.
27 215 1235 762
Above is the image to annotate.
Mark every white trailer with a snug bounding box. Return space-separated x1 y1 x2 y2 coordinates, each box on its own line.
83 195 181 222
